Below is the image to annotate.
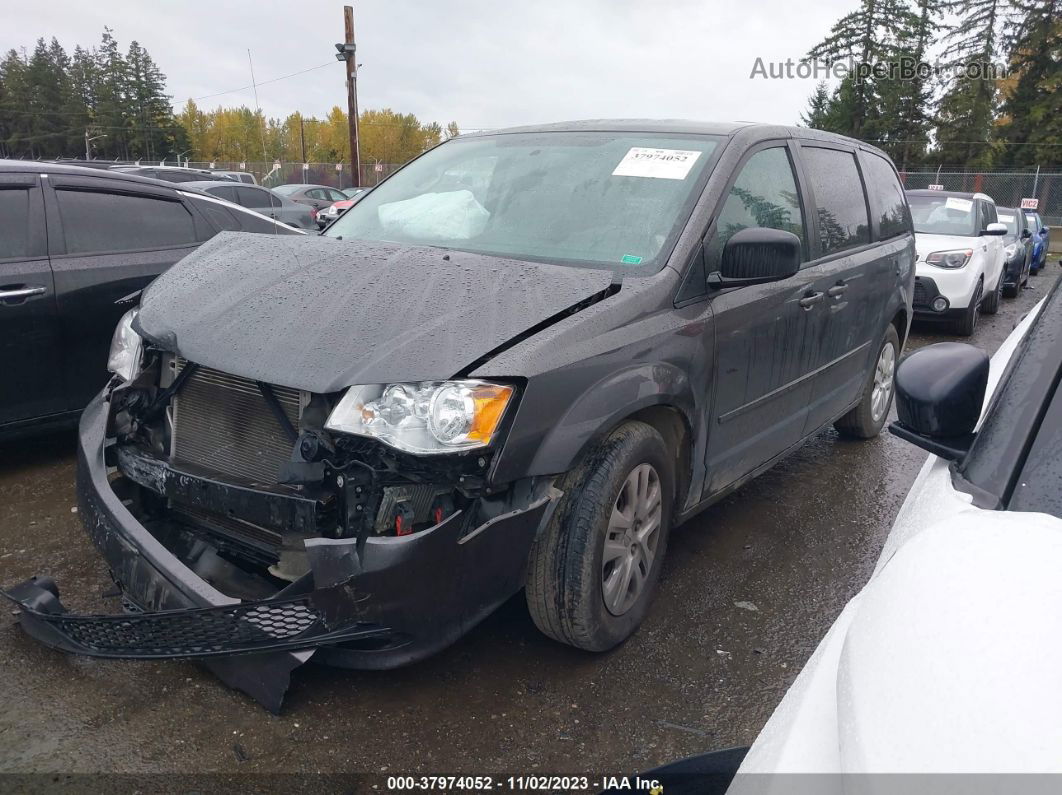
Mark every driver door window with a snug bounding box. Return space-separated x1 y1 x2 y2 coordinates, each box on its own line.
705 147 805 271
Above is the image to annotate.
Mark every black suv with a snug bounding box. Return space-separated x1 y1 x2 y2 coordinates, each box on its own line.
0 161 302 438
5 122 914 711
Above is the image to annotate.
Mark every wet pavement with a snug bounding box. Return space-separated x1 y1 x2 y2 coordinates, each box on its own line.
0 270 1057 779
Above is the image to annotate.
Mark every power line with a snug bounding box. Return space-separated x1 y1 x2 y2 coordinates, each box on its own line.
183 61 336 103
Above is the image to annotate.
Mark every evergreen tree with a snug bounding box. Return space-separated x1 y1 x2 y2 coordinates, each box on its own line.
0 49 32 157
806 0 918 138
995 0 1061 167
934 0 1005 167
800 81 834 128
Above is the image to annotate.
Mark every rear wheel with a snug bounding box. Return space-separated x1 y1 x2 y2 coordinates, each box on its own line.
526 421 673 652
834 325 899 439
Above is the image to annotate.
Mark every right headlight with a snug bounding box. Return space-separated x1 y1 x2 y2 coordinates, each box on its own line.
1003 242 1019 261
325 380 515 455
925 249 973 269
106 308 143 382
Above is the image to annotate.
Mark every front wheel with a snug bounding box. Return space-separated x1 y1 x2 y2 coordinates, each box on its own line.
954 280 982 337
526 421 673 652
834 325 899 439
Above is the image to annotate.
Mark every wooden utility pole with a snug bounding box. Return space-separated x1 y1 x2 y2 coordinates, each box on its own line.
342 6 361 187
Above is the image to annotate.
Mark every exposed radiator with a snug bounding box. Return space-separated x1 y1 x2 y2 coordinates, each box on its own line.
171 359 303 484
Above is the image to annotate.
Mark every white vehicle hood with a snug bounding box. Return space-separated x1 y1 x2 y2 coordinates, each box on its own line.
914 232 977 263
733 300 1058 781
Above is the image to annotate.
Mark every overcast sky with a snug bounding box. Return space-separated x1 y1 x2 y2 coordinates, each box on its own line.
5 0 857 130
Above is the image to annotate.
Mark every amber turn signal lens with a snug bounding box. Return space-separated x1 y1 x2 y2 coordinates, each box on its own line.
468 384 514 443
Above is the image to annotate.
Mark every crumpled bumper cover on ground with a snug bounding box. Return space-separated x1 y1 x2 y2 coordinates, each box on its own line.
2 394 555 712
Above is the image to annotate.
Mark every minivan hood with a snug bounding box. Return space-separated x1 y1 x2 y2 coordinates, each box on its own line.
137 233 614 392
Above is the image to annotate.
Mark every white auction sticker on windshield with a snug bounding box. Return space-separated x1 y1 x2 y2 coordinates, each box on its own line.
612 147 701 180
945 197 973 212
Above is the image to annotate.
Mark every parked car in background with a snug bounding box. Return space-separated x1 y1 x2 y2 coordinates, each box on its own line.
906 189 1007 335
315 189 369 227
729 274 1062 783
996 205 1033 297
1 121 914 711
0 160 301 438
273 183 347 213
341 187 367 199
110 164 235 184
184 181 317 230
210 170 257 184
1025 211 1050 273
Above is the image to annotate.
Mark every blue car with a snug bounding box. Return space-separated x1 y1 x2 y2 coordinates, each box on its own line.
1025 211 1051 273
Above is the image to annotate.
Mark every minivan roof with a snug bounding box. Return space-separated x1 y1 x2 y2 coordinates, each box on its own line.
465 119 891 159
0 158 188 188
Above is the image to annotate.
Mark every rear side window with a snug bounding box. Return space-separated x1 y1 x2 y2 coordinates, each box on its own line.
0 188 30 259
56 189 197 254
861 154 910 240
239 174 254 184
206 185 238 203
236 186 270 209
706 146 805 269
803 148 870 255
192 197 241 232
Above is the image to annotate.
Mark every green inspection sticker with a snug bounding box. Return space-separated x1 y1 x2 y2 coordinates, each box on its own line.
620 254 643 264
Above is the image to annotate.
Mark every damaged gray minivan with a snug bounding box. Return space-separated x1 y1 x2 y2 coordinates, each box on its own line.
5 121 914 710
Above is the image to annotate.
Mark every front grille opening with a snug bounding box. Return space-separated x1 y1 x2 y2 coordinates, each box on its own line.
170 359 304 484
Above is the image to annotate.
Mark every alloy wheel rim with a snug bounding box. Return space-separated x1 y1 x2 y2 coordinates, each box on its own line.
870 342 896 423
602 463 662 616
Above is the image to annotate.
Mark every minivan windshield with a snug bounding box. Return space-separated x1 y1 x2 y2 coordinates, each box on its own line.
908 194 978 236
324 131 722 271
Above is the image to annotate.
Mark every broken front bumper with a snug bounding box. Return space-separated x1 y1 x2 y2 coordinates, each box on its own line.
4 393 555 711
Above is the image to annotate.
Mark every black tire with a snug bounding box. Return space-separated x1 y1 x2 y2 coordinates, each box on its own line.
834 324 900 439
955 280 982 337
981 272 1002 314
525 421 674 652
1003 283 1018 299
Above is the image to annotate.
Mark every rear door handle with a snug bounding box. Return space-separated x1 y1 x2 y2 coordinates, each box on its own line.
0 285 46 303
827 283 848 298
799 291 824 309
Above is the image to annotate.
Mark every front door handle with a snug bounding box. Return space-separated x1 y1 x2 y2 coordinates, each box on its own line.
827 282 848 298
799 291 824 309
0 285 46 303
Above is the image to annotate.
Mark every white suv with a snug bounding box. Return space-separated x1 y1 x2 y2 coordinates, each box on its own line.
906 190 1007 335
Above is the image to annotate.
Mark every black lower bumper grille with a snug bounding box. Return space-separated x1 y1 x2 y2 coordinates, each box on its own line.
171 359 303 484
2 577 391 660
914 279 927 306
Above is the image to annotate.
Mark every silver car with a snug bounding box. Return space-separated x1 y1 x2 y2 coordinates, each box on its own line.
184 181 316 230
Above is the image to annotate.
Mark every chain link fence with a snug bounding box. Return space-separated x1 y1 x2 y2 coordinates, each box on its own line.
183 160 401 190
899 170 1061 229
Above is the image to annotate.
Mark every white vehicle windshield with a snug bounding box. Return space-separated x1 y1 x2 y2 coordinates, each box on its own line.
324 131 722 271
909 194 978 236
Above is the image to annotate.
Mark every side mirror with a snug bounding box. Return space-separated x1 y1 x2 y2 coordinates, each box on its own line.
1021 228 1032 239
1041 226 1050 236
983 222 1007 236
888 343 989 460
708 227 801 289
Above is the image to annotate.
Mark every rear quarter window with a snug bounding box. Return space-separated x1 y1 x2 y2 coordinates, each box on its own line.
861 153 911 240
802 147 871 256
